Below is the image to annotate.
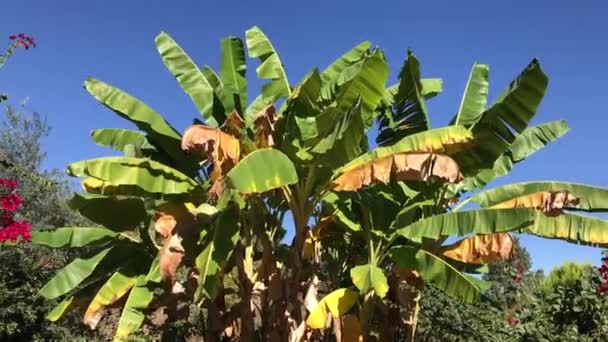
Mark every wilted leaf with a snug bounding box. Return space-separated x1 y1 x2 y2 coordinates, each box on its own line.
302 216 334 259
490 190 579 215
333 153 462 191
159 234 185 283
181 124 241 171
223 111 246 139
253 105 277 148
306 288 359 329
342 314 363 342
442 233 514 264
83 269 138 329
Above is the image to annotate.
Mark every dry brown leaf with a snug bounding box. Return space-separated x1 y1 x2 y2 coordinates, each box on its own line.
154 203 196 238
333 152 463 191
491 190 580 216
341 315 363 342
304 275 320 312
155 215 176 238
442 233 514 264
253 105 277 148
160 234 185 283
223 111 246 139
181 124 240 170
302 216 335 260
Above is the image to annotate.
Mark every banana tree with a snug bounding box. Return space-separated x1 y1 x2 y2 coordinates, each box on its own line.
307 53 608 340
33 26 608 342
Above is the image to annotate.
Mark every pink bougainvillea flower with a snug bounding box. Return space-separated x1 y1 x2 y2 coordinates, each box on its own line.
0 193 23 212
8 33 36 50
0 220 31 242
0 178 17 189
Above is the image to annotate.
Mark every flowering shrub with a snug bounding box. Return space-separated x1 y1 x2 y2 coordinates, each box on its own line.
598 253 608 294
0 178 30 242
1 33 35 102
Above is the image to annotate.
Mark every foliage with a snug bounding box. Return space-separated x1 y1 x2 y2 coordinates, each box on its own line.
31 26 608 342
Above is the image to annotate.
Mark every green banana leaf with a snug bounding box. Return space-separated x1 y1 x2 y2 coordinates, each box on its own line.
390 246 481 303
350 264 389 298
226 148 298 194
68 193 147 230
525 212 608 246
451 63 489 127
384 78 444 103
32 227 118 248
220 36 247 114
245 26 291 121
91 128 156 152
114 275 154 341
323 50 388 128
395 208 535 243
377 50 430 145
155 32 221 127
68 157 197 196
455 59 548 171
201 65 228 118
319 41 372 100
195 205 240 300
462 120 569 190
320 41 371 83
337 126 472 175
84 267 138 326
39 246 114 299
84 78 190 170
46 296 75 322
470 181 608 212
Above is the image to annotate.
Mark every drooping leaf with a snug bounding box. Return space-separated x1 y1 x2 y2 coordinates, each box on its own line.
333 152 462 192
525 212 608 247
226 148 298 194
39 247 114 299
384 78 444 104
181 124 241 170
470 181 608 212
83 78 191 170
338 126 473 175
155 32 221 126
159 234 185 284
395 208 535 243
114 275 154 341
195 204 240 300
83 268 138 329
32 227 117 248
306 288 359 329
46 296 75 322
220 36 247 113
390 246 481 302
68 193 147 230
350 264 389 298
442 233 514 264
462 120 569 190
451 63 489 127
68 157 197 196
253 105 277 148
245 26 291 120
377 50 430 144
91 128 156 152
455 59 548 171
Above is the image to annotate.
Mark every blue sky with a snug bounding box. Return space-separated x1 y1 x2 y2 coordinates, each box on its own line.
1 0 607 272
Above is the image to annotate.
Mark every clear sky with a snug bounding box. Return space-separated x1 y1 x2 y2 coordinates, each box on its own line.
1 0 607 272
